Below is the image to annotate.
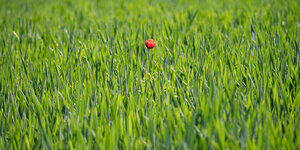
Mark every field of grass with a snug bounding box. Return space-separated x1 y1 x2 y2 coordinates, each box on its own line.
0 0 299 149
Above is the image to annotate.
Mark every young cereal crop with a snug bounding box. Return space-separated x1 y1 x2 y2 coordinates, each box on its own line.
0 0 299 149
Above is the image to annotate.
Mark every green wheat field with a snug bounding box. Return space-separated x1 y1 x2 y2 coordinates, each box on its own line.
0 0 299 149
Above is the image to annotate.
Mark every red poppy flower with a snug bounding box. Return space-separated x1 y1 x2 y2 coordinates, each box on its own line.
145 39 156 49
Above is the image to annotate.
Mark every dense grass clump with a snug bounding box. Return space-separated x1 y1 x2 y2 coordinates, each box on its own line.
0 0 299 149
